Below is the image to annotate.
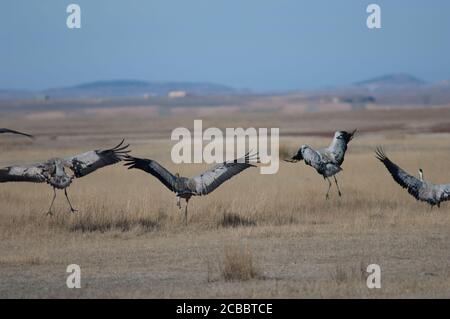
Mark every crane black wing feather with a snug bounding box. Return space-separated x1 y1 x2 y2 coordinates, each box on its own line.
0 128 34 138
124 156 176 192
375 147 423 200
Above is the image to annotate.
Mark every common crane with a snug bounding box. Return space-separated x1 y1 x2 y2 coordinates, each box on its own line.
286 130 356 199
375 147 450 208
124 153 258 225
0 140 129 215
0 128 33 138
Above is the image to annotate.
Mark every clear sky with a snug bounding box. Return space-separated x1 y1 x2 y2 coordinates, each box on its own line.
0 0 449 91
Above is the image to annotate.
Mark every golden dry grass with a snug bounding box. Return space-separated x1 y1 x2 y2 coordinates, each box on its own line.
221 243 261 282
1 109 450 298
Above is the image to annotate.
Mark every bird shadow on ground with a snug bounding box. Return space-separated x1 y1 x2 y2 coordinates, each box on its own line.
218 212 257 228
48 213 161 233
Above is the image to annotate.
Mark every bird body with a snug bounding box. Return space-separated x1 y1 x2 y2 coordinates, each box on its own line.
125 153 258 224
297 145 342 178
287 130 356 199
0 140 129 214
375 147 450 207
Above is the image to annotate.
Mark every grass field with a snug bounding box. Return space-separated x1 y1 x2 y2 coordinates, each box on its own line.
1 108 450 298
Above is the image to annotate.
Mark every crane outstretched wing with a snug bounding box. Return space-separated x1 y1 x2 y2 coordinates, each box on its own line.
375 147 424 200
124 156 177 192
191 152 258 195
437 184 450 203
0 163 47 183
64 140 130 178
0 128 34 138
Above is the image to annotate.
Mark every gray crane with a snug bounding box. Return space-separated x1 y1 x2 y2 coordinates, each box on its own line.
375 147 450 208
0 140 129 215
124 152 258 225
286 130 356 199
0 128 33 138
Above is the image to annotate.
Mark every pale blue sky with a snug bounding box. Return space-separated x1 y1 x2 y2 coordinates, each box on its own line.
0 0 449 91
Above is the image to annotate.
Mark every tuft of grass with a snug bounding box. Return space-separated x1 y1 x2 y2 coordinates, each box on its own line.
330 264 366 285
221 244 261 281
0 256 45 266
219 212 256 228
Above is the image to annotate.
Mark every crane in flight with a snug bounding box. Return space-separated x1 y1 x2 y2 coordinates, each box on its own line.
124 152 258 225
286 130 356 199
375 146 450 208
0 140 129 215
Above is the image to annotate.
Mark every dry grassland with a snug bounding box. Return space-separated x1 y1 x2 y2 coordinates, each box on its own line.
0 108 450 298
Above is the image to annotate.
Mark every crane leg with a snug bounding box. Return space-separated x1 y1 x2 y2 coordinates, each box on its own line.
325 177 332 200
177 196 181 209
46 188 57 216
184 198 190 226
333 175 342 197
64 188 78 213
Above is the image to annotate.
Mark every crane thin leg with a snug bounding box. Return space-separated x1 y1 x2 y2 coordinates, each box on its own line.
46 188 57 216
333 175 342 197
325 177 332 200
64 188 78 213
184 198 190 226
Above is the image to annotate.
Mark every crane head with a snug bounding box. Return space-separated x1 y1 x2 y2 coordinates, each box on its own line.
335 130 356 143
418 168 424 181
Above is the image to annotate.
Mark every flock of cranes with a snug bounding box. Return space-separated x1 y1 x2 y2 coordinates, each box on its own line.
1 127 449 224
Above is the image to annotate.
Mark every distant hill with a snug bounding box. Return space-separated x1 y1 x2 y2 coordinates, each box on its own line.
2 74 450 108
41 80 236 99
0 80 236 100
355 73 426 90
320 73 450 106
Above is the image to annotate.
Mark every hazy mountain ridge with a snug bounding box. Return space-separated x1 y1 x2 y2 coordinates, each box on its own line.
0 80 236 100
355 73 427 90
1 74 450 109
43 80 236 99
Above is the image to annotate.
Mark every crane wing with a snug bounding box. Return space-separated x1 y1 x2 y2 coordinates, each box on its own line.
64 140 130 178
328 129 356 166
437 184 450 203
0 163 47 183
285 146 322 164
123 156 177 192
0 128 34 138
285 147 304 162
190 153 257 195
375 147 424 200
302 147 325 169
